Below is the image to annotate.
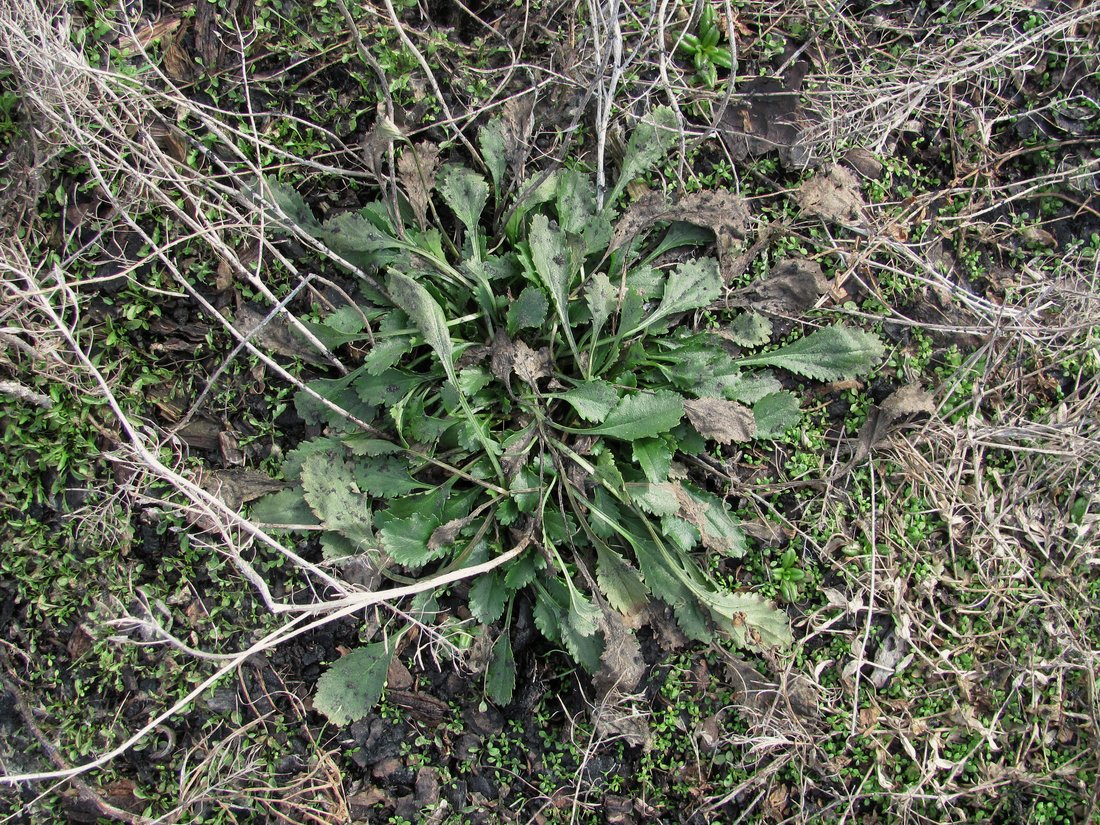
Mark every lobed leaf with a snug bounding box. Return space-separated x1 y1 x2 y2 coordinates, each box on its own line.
439 165 489 238
558 380 621 423
313 640 398 726
736 325 884 381
581 390 684 441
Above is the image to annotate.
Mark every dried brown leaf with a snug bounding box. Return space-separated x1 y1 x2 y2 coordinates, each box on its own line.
609 189 749 281
796 164 865 225
728 256 830 318
512 340 552 388
489 328 515 382
684 397 756 444
428 515 474 551
397 141 440 229
849 383 935 465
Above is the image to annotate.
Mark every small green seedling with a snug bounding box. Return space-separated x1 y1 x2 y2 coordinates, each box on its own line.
678 4 732 88
772 547 806 603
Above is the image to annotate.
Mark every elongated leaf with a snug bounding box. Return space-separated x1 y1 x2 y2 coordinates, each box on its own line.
585 272 616 340
313 640 398 726
387 271 454 375
628 482 680 516
324 212 400 254
702 590 793 650
479 118 508 192
640 257 722 332
606 107 680 207
301 455 373 545
486 632 516 705
753 391 801 438
528 213 574 329
439 165 489 237
262 178 322 234
736 325 884 381
559 380 621 423
595 545 650 615
674 484 747 557
581 390 684 441
469 571 510 624
632 437 673 483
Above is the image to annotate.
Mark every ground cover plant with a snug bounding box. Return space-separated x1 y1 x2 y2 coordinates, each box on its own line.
0 0 1098 822
254 110 882 718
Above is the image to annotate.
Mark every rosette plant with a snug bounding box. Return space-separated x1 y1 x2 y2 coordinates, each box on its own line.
253 109 883 723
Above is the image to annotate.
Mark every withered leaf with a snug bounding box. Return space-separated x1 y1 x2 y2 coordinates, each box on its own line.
718 62 815 167
489 328 515 382
796 164 865 225
684 397 756 444
609 189 750 282
595 610 646 695
849 383 935 466
512 340 552 387
428 514 474 551
728 256 830 318
397 141 441 229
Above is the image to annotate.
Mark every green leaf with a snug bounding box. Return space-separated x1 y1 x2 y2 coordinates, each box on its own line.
606 107 680 207
363 336 413 375
675 484 747 557
301 454 373 545
469 571 510 624
296 376 376 431
380 511 444 568
558 380 621 423
353 455 423 498
585 272 616 341
736 325 885 381
703 590 793 650
486 632 516 705
504 549 545 590
439 165 489 237
320 533 357 560
343 435 405 457
507 285 548 333
628 482 680 516
632 437 673 483
533 584 565 644
323 212 400 254
313 639 399 726
528 213 576 337
726 312 773 347
479 118 508 192
556 170 612 254
262 177 321 234
387 271 454 373
595 545 650 615
633 257 722 334
580 390 684 441
660 515 699 552
249 487 320 528
566 587 601 637
753 392 802 438
556 169 597 235
354 369 427 408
